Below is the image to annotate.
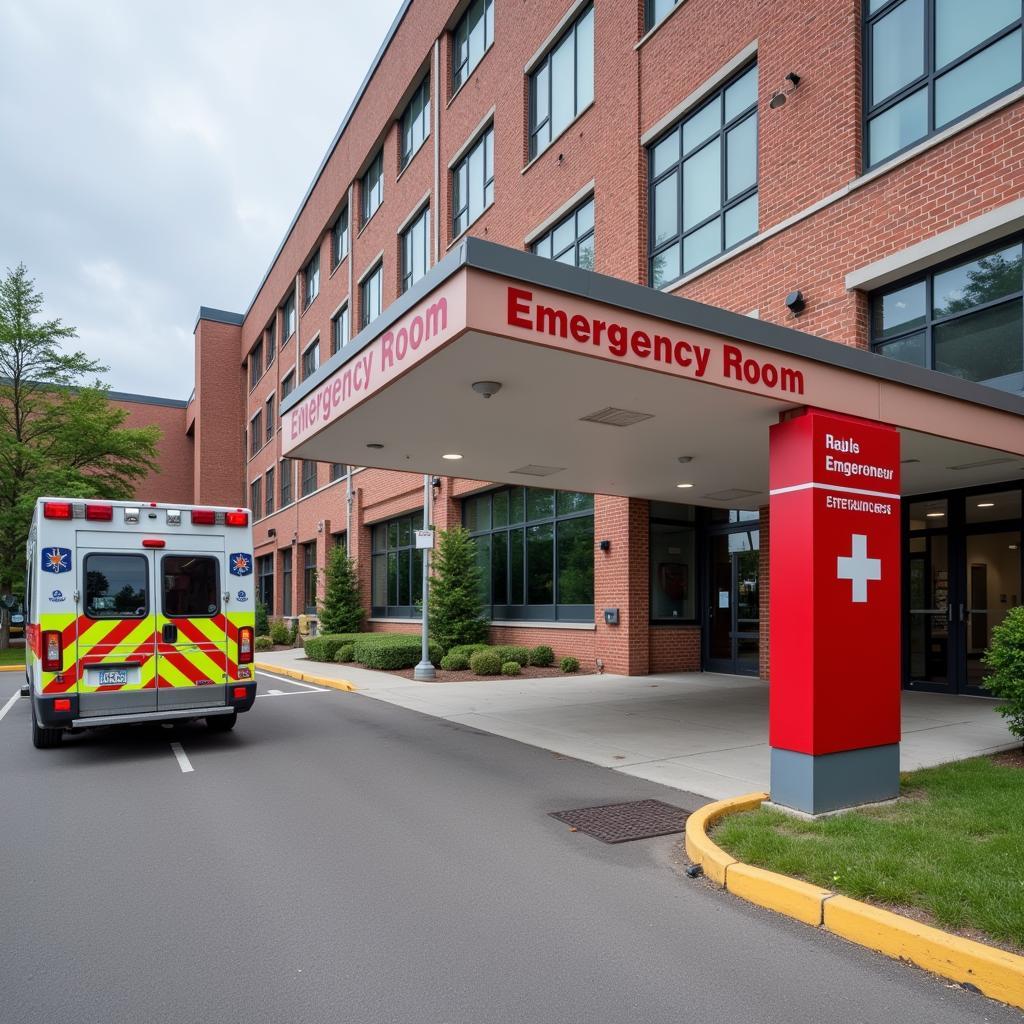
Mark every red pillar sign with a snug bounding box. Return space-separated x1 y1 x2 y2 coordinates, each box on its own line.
769 408 901 813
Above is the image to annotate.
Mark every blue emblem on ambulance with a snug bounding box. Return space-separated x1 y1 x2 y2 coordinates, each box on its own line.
42 547 71 574
229 552 253 577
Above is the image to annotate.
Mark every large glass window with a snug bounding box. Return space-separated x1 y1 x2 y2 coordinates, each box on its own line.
401 206 430 293
304 251 320 308
331 304 350 355
280 459 293 507
301 460 318 497
257 555 274 616
645 0 681 31
465 487 594 620
303 542 317 616
281 548 293 617
531 197 594 270
648 63 758 288
250 477 262 518
330 462 348 482
84 554 148 620
301 340 319 380
248 339 263 390
281 371 295 400
371 512 425 617
401 78 431 169
361 150 384 225
865 0 1023 167
871 238 1024 393
332 207 349 268
265 467 275 517
452 126 494 236
650 502 697 622
453 0 494 91
529 4 594 159
283 292 296 340
266 321 276 365
162 555 220 618
361 264 383 328
265 395 274 442
250 411 262 456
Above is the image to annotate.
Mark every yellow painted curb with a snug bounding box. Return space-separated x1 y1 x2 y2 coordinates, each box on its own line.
686 792 1024 1010
0 665 24 673
253 661 357 692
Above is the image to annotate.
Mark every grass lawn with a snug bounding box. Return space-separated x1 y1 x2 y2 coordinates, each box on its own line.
713 755 1024 949
0 647 25 667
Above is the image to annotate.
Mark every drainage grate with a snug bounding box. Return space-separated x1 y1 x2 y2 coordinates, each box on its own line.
549 799 689 844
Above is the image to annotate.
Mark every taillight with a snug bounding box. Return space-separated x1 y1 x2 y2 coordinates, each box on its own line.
43 501 72 520
233 686 248 700
225 510 249 527
191 509 216 525
85 503 113 521
238 626 254 665
42 630 62 672
142 538 166 548
54 698 71 713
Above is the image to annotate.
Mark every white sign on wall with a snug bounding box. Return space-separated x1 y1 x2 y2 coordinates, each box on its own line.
415 530 435 550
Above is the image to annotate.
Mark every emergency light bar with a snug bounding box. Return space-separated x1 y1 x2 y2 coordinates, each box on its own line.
191 509 216 526
225 510 249 527
43 502 73 520
85 504 113 521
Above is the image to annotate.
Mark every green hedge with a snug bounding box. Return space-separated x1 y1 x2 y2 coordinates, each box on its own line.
353 635 442 670
560 656 580 673
269 620 291 646
528 645 554 667
335 642 355 663
440 652 470 671
254 635 273 652
469 649 502 675
501 661 521 676
447 643 490 661
304 632 400 662
494 645 530 666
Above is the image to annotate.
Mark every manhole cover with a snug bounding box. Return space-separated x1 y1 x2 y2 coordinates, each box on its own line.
549 799 689 844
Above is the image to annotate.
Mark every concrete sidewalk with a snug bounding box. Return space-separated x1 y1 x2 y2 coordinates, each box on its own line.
255 649 1019 801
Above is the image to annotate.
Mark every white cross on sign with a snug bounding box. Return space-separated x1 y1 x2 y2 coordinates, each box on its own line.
837 533 882 603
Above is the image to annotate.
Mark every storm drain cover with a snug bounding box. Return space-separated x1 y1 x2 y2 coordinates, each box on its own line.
549 799 689 844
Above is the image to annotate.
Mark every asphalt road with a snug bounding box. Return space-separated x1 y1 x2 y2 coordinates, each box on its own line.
0 671 1017 1024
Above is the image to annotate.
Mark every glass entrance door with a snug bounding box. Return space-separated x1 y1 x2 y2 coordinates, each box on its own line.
705 529 760 675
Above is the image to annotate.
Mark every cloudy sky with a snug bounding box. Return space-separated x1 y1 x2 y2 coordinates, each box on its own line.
0 0 404 398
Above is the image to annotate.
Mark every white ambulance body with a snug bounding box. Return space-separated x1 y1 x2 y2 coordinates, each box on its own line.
25 497 257 748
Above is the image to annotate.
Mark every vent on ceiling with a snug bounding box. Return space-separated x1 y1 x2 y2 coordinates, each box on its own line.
947 457 1016 471
579 407 655 427
702 488 762 502
510 464 565 477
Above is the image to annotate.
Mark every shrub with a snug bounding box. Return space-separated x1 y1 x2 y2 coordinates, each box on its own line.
494 645 530 666
318 546 364 634
983 606 1024 739
255 601 269 637
304 634 346 662
353 635 442 671
288 620 299 646
528 644 554 667
269 620 291 646
335 642 355 663
560 656 580 673
469 649 502 675
254 634 272 652
440 652 470 671
429 526 489 653
448 643 489 662
501 660 521 676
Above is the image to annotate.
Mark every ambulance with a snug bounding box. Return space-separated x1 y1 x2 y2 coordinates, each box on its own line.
25 497 257 748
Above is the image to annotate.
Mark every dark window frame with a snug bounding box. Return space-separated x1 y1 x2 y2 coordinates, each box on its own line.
370 511 426 617
452 0 494 92
250 411 262 456
257 554 275 616
361 150 384 226
266 321 276 365
303 541 317 616
281 371 295 401
265 394 275 442
83 553 150 621
360 263 383 329
452 125 494 237
250 477 262 519
649 504 699 625
531 195 595 269
248 338 263 390
332 206 349 268
300 459 318 497
331 304 350 355
282 291 297 340
301 340 319 381
280 459 293 508
400 77 431 169
644 0 681 32
160 554 221 620
265 466 275 517
401 205 431 293
281 547 293 618
304 250 320 309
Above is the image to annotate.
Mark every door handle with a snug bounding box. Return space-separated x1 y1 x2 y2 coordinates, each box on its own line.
162 623 178 643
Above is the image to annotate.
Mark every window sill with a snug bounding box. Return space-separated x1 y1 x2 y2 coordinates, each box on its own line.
301 295 318 316
329 254 349 280
396 137 428 184
357 206 382 238
446 200 494 251
521 101 595 176
635 1 687 50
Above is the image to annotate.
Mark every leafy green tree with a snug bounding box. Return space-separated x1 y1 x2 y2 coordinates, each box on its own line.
0 263 160 647
318 544 363 634
255 600 270 637
983 606 1024 740
428 526 488 654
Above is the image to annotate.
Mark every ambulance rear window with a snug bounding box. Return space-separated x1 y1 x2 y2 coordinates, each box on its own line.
84 554 149 619
162 556 220 618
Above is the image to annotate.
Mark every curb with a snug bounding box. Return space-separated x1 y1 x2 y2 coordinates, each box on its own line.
253 661 357 692
0 665 23 673
686 792 1024 1010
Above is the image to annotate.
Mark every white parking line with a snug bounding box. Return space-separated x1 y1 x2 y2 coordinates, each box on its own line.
170 741 194 773
0 692 20 723
266 688 283 695
257 672 327 692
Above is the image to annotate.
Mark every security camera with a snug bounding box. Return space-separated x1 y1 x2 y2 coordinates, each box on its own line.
785 291 806 316
471 381 502 399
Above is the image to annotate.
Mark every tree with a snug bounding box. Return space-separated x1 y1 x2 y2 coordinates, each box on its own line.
0 263 160 647
983 606 1024 741
255 600 270 637
428 526 488 654
318 544 363 634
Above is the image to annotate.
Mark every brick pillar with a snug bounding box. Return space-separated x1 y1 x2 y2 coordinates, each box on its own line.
758 504 770 681
594 496 649 676
431 477 460 532
350 486 375 624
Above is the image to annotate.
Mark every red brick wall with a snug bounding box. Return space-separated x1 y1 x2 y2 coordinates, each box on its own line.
649 626 701 674
109 398 193 505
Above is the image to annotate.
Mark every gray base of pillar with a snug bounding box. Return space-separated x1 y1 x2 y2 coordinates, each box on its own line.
769 744 900 815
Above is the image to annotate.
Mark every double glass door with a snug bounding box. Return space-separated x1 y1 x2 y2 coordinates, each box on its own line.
705 527 760 675
906 488 1023 696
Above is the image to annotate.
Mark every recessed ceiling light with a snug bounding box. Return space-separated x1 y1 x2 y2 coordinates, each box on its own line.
676 482 694 489
925 512 945 518
442 453 463 460
977 502 995 508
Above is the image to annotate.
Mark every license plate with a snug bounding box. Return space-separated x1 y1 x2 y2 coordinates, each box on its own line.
97 669 128 685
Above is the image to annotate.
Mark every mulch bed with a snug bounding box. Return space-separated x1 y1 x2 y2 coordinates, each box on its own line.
992 747 1024 770
389 665 573 683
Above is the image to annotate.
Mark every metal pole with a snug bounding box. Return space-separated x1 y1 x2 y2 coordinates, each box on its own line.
414 473 435 680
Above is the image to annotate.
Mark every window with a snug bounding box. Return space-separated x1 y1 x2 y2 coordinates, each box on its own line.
283 291 296 339
301 340 319 380
401 78 431 169
528 3 594 159
532 196 594 269
281 371 295 400
266 321 276 365
250 411 262 456
871 238 1024 393
304 251 320 308
452 126 494 236
865 0 1023 168
162 555 219 618
360 263 383 328
645 0 680 31
649 502 697 622
257 555 274 615
301 459 318 497
265 466 275 516
362 150 384 225
249 339 263 389
453 0 494 90
371 512 425 616
84 554 148 619
280 458 293 507
281 548 293 617
464 487 594 620
332 207 349 267
265 395 274 442
330 462 348 481
648 62 758 287
331 304 350 355
401 206 430 293
250 477 262 518
303 542 317 615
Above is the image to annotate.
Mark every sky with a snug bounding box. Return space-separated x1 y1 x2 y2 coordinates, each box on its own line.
0 0 405 398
